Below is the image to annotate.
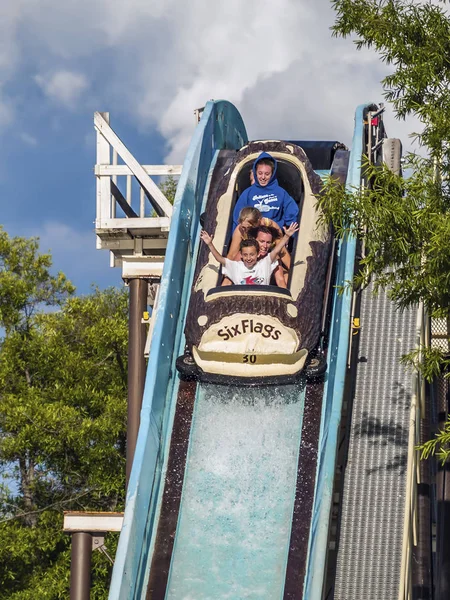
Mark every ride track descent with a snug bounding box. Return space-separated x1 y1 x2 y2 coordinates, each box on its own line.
107 101 397 599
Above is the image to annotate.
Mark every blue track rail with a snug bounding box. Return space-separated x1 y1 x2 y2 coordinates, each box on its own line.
108 100 247 599
303 104 368 599
109 102 372 599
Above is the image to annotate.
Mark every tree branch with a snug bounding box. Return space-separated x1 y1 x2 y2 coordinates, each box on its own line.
0 488 95 525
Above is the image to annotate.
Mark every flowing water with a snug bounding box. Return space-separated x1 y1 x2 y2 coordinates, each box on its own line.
165 383 305 599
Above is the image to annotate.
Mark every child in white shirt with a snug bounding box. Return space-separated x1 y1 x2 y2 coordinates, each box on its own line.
200 222 298 286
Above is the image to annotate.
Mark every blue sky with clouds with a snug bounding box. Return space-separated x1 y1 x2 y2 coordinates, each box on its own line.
0 0 422 295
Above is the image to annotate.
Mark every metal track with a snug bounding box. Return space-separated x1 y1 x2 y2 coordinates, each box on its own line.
333 280 417 599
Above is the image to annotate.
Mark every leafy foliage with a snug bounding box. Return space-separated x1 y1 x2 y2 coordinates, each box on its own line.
318 155 450 315
332 0 450 166
0 229 74 334
419 417 450 465
0 229 128 598
328 1 450 458
159 175 178 205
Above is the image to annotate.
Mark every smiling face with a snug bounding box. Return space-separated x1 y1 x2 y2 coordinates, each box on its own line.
256 231 273 257
256 163 273 186
241 245 258 269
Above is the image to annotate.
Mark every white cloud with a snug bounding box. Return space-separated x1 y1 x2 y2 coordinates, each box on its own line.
19 132 38 146
0 0 434 161
0 0 435 301
0 96 13 128
123 0 416 161
0 3 21 129
35 70 89 108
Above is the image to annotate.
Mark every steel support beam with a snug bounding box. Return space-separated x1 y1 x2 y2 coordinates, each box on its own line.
413 379 432 600
436 375 450 600
126 278 148 484
70 532 92 600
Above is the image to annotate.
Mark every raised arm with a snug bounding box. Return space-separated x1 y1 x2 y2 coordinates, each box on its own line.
200 230 226 266
269 222 299 263
227 226 243 259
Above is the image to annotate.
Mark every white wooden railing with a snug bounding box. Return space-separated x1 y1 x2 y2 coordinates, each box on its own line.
94 112 183 273
398 305 444 599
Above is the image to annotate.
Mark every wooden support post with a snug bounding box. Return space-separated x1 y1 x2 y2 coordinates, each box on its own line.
96 112 111 231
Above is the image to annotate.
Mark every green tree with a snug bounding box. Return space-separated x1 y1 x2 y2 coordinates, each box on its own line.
331 0 450 164
322 0 450 458
0 228 128 598
159 175 178 205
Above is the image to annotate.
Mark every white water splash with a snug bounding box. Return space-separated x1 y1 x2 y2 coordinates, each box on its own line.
166 384 305 599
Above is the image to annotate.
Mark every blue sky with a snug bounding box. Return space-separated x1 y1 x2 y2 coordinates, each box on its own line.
0 0 421 295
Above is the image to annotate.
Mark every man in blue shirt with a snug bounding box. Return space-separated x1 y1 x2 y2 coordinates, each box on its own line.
233 152 299 230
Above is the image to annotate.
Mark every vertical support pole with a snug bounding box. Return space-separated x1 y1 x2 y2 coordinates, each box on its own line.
95 112 111 232
412 381 432 600
367 109 373 165
436 374 450 600
70 532 92 600
140 187 145 218
194 107 203 124
127 278 148 485
112 147 118 218
126 175 132 206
